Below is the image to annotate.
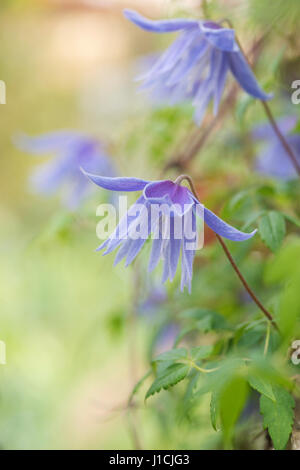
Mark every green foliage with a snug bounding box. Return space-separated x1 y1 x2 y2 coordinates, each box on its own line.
210 391 220 431
248 0 300 30
258 211 286 252
2 0 300 451
260 386 295 450
220 376 249 449
264 239 300 341
145 363 190 400
248 375 276 402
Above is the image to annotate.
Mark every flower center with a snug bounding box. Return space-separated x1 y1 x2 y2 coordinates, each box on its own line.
203 21 222 30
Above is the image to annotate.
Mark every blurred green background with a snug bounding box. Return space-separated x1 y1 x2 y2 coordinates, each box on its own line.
0 0 299 450
0 0 145 449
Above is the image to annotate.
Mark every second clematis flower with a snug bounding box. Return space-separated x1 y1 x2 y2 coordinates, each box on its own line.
252 116 300 181
82 172 256 292
124 9 272 125
15 131 116 209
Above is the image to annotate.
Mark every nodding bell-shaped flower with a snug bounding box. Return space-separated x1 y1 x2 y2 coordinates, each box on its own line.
15 131 116 209
82 171 257 293
253 116 300 181
124 9 272 125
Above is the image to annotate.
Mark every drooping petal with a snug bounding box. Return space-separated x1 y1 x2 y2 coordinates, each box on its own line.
203 207 257 241
192 48 219 124
169 237 182 281
214 53 229 114
124 9 198 33
63 175 90 210
180 246 193 293
29 150 76 194
256 135 300 181
148 236 164 272
138 30 198 84
161 240 171 283
82 170 149 192
99 196 147 254
166 40 209 87
228 50 273 101
115 205 152 267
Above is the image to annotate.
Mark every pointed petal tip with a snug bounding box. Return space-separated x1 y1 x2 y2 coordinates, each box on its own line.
80 166 89 178
248 228 258 238
123 8 134 21
262 92 274 101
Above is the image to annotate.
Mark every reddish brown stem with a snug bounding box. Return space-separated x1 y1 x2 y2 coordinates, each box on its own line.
233 34 300 178
215 234 278 330
261 101 300 176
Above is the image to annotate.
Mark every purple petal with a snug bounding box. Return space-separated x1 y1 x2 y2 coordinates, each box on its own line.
115 207 151 267
181 247 194 293
14 131 80 154
99 196 146 254
143 180 194 215
252 116 298 141
148 236 164 272
228 50 273 101
169 237 181 281
256 134 300 181
201 23 238 52
137 30 198 84
82 169 149 192
124 9 198 33
214 53 229 114
166 41 209 87
162 242 171 283
29 149 76 194
63 177 90 210
203 207 257 241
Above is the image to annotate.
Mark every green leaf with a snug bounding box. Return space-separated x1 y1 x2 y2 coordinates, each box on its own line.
179 308 228 332
282 213 300 228
278 269 300 341
258 211 286 252
220 376 248 449
129 370 152 402
248 375 276 402
145 363 190 400
260 386 295 450
182 372 200 416
174 326 196 347
190 345 214 362
154 348 188 363
264 238 300 284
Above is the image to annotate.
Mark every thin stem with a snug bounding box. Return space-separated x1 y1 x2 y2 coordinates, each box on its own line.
233 33 300 177
177 175 279 331
189 361 219 374
261 101 300 176
163 32 267 173
264 321 271 356
216 234 278 331
126 264 143 450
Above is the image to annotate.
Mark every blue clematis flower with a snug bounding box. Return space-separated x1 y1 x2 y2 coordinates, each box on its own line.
124 9 272 125
82 172 256 292
253 116 300 180
15 131 116 209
